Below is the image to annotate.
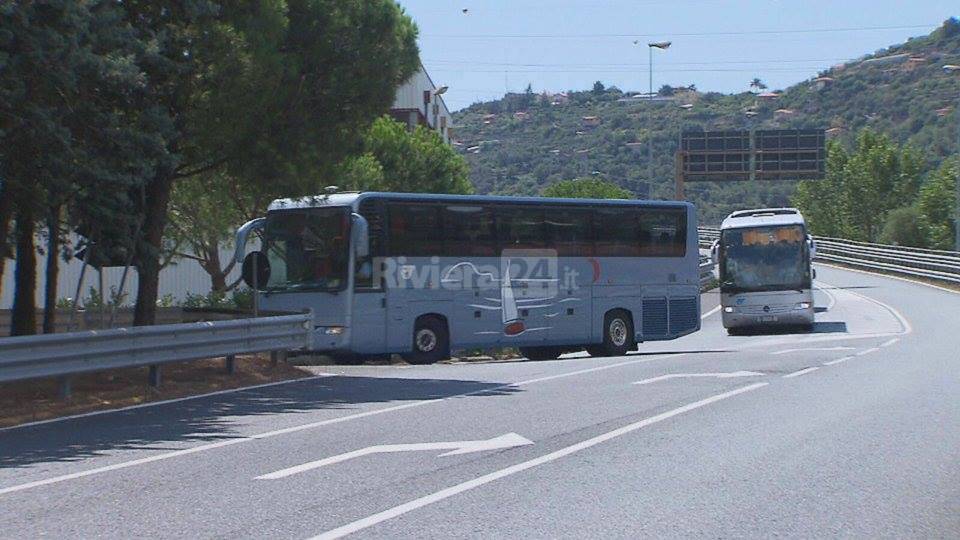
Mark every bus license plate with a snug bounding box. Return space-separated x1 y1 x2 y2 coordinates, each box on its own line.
759 316 778 323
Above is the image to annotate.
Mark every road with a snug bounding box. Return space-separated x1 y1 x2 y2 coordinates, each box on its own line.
1 264 958 539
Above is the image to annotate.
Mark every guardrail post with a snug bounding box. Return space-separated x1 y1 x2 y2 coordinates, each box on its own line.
225 355 236 374
58 376 72 400
148 365 161 388
270 350 287 367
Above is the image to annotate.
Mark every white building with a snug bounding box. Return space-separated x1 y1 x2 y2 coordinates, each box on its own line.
389 64 453 144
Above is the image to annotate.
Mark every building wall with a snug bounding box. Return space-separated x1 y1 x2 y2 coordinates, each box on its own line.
391 65 452 143
0 234 251 309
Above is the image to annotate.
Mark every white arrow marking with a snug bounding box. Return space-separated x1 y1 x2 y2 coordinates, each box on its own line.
632 371 763 385
771 346 855 355
256 433 533 480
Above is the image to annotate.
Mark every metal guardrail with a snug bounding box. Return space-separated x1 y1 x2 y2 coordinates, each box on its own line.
698 227 960 285
0 313 313 394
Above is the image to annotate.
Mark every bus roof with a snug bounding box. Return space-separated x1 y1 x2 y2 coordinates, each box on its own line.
267 191 693 212
720 208 806 230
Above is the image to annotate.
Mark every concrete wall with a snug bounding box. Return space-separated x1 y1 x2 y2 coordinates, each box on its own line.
0 234 248 310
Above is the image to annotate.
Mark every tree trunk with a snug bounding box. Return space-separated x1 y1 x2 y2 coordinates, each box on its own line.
11 212 37 336
43 211 60 334
133 172 174 326
205 244 227 292
0 188 13 300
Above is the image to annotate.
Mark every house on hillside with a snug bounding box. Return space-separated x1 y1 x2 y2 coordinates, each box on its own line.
812 77 834 90
389 64 453 144
581 116 601 127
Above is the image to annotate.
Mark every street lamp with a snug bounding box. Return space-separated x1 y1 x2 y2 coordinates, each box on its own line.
431 85 449 132
943 64 959 251
646 41 671 192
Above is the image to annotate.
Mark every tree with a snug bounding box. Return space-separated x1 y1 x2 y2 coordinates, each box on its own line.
592 81 606 95
541 178 633 199
658 84 675 96
879 206 929 247
793 130 922 242
124 0 420 325
340 116 472 194
0 1 162 334
749 78 767 92
916 158 957 250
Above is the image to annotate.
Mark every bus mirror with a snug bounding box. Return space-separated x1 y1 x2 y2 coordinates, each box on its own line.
242 251 270 290
234 217 266 264
351 213 369 259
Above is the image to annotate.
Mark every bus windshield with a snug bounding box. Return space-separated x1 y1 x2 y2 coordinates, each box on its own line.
263 208 349 292
721 225 810 293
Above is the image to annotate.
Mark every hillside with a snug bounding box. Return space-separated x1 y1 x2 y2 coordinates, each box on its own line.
452 19 960 225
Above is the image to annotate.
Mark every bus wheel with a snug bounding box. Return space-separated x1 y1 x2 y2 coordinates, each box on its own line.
519 346 562 361
404 317 449 365
595 310 634 357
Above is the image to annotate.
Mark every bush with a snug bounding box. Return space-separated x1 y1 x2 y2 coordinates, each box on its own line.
879 206 929 247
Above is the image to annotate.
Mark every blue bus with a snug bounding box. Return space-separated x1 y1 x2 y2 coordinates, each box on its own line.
235 191 701 363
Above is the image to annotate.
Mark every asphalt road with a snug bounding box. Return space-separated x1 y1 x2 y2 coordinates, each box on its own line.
1 264 958 539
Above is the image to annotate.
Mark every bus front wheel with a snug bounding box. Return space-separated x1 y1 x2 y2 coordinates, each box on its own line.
404 317 449 365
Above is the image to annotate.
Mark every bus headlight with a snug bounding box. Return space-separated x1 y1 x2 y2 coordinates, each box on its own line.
322 326 345 335
723 306 735 313
797 302 812 310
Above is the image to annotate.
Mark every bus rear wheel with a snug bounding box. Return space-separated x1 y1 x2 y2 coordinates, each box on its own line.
404 317 449 365
589 310 635 357
519 346 563 361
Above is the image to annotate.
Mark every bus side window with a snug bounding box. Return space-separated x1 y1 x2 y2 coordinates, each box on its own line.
389 203 442 257
496 206 546 250
594 207 639 256
444 205 496 256
356 199 385 289
639 208 687 257
546 207 593 256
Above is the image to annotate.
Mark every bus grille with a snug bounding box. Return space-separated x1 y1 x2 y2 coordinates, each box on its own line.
642 298 668 337
669 298 699 334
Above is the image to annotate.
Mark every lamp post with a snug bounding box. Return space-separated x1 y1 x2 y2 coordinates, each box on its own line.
432 85 448 132
943 64 960 251
647 41 671 191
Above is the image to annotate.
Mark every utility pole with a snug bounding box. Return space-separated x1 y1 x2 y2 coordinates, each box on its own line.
647 41 671 193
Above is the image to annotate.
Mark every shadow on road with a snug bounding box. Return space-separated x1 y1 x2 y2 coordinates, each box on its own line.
730 321 848 337
0 376 520 469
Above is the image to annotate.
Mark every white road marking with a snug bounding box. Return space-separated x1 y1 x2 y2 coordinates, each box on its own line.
783 367 819 379
817 261 960 296
0 353 684 497
632 371 763 385
701 305 721 320
258 433 533 480
855 347 880 357
770 346 855 355
881 338 900 347
307 383 768 540
823 356 854 366
816 283 838 311
816 278 913 335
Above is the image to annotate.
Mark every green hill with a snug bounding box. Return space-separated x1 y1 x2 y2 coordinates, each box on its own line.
452 19 960 225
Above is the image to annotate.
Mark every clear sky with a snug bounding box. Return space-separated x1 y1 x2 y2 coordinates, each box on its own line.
398 0 958 111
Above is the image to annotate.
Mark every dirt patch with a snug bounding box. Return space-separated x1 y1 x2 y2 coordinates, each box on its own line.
0 355 313 429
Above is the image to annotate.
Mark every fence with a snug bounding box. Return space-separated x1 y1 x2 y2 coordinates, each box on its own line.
698 227 960 285
0 312 313 398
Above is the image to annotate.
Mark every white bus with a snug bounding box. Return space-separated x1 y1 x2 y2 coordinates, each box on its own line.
235 191 702 363
714 208 816 334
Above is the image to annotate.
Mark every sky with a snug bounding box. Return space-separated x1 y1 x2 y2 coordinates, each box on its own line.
398 0 959 111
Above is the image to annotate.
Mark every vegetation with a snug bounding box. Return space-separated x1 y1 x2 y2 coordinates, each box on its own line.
1 0 420 334
453 18 960 226
541 178 633 199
